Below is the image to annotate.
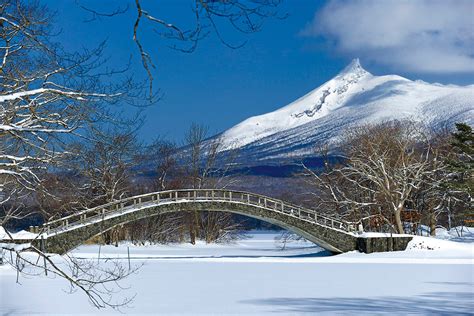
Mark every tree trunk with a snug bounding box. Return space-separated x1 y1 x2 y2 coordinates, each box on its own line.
193 210 200 243
447 197 452 230
179 223 185 243
429 212 437 236
188 212 196 245
394 209 404 234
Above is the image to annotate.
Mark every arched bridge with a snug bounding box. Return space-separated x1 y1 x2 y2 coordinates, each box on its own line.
28 189 412 254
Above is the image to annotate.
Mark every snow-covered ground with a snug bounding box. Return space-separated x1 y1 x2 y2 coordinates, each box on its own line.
0 226 37 240
1 230 473 315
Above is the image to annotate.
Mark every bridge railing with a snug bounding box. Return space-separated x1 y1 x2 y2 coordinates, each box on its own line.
40 189 355 235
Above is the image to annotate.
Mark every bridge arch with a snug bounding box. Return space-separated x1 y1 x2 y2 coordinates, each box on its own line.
36 190 359 254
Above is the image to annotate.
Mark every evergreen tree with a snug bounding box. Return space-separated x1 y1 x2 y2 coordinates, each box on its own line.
448 123 473 197
442 122 474 229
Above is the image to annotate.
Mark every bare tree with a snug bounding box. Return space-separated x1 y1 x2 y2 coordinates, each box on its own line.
182 123 241 244
275 230 304 250
103 130 243 245
0 243 140 309
116 139 187 245
0 1 142 308
147 139 185 191
73 130 138 206
77 0 284 93
0 0 143 223
303 121 448 234
67 129 142 245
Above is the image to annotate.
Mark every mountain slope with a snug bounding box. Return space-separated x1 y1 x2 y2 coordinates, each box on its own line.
220 59 473 162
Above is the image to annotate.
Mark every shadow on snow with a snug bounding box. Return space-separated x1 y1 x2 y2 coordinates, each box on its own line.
241 291 473 314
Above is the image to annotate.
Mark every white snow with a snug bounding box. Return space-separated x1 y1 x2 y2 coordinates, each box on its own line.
356 232 413 238
0 227 36 252
405 235 473 257
435 226 474 242
0 226 37 240
1 230 472 315
220 59 474 157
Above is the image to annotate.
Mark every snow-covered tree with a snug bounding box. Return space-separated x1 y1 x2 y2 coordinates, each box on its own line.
0 0 141 223
304 121 447 234
0 1 140 309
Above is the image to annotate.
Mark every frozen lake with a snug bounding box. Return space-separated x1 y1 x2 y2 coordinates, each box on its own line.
1 231 473 315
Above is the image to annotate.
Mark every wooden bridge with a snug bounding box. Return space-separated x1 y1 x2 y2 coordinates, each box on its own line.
26 189 412 254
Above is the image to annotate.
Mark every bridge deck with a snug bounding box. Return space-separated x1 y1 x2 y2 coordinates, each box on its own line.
34 189 356 236
3 190 412 254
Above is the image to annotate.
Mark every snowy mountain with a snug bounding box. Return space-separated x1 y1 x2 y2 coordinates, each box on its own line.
219 59 474 162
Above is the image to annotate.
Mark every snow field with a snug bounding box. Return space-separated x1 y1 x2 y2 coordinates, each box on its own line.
1 230 472 315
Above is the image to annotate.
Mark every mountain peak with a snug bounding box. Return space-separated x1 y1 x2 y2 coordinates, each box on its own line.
338 58 370 77
219 59 472 156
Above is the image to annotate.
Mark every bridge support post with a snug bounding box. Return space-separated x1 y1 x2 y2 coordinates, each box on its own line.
40 235 45 252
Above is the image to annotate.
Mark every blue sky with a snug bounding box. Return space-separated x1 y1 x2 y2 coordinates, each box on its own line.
45 0 474 142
